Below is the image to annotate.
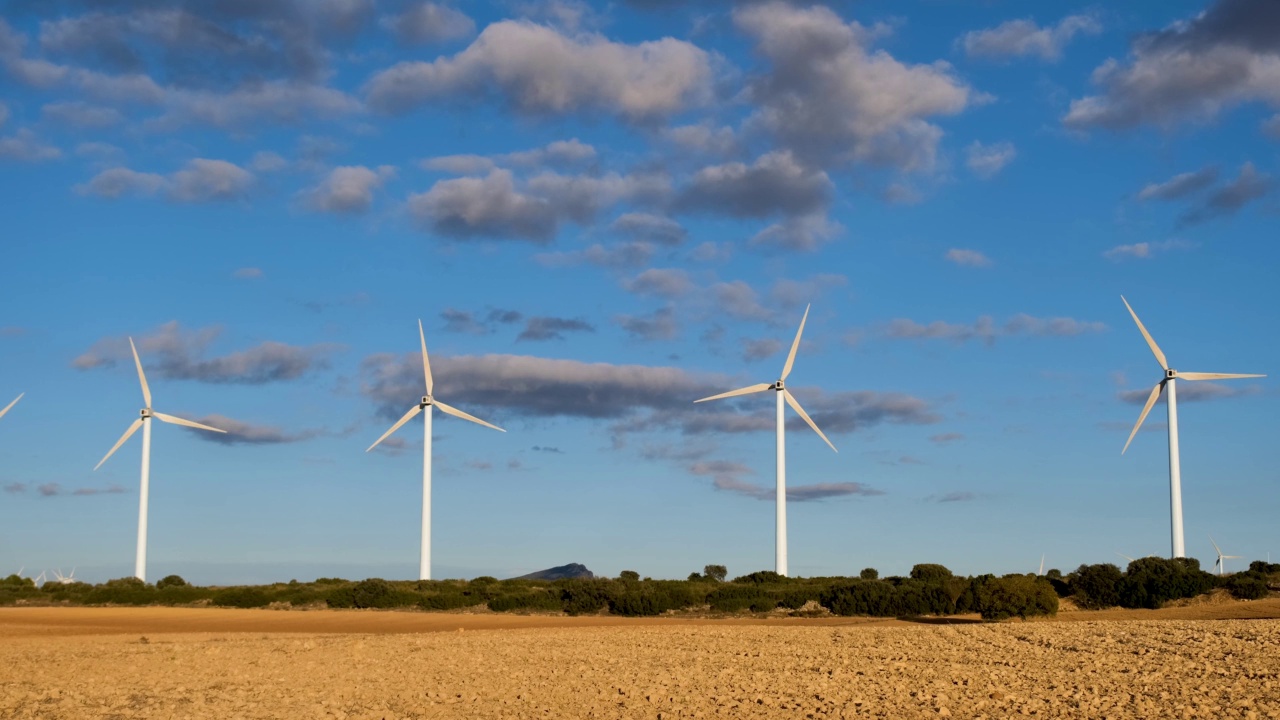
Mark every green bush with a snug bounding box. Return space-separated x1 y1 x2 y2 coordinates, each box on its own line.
703 565 727 582
559 579 616 615
419 593 479 611
820 580 895 617
707 585 769 612
1071 563 1122 609
909 564 953 583
619 570 640 582
489 591 561 613
350 578 395 609
156 575 188 589
974 575 1058 621
1226 573 1270 600
733 571 785 584
211 587 270 608
1117 557 1215 609
859 568 878 580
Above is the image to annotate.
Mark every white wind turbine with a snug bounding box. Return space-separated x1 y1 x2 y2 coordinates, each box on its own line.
52 568 77 584
0 393 23 421
94 338 226 582
366 320 505 581
1119 296 1265 559
1209 536 1242 577
694 304 836 577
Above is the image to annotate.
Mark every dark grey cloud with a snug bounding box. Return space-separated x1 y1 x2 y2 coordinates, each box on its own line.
4 482 26 494
740 337 782 362
535 241 655 269
1064 0 1280 130
933 491 977 503
1179 162 1272 226
0 129 61 161
929 433 965 444
883 314 1107 345
24 482 129 497
181 414 326 445
440 307 523 335
381 3 475 45
1137 166 1220 201
532 445 563 454
959 14 1101 62
623 268 692 299
517 316 595 342
363 19 713 121
610 212 686 245
734 3 972 172
41 100 123 127
1119 382 1262 405
614 307 679 342
675 151 831 219
73 321 335 384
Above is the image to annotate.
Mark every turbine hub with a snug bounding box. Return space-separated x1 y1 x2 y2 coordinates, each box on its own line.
139 408 153 418
1166 369 1177 380
774 380 784 391
421 395 433 407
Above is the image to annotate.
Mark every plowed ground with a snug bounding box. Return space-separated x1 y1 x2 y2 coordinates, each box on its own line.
3 602 1279 719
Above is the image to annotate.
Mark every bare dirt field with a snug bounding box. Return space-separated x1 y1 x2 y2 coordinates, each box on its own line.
3 603 1279 719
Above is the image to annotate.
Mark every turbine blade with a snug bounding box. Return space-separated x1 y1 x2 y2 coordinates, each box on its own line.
1122 382 1164 455
1209 535 1222 555
154 412 226 434
783 389 837 453
434 400 504 432
129 337 152 407
95 418 144 470
365 404 422 452
1115 552 1134 562
1120 296 1168 371
780 304 810 381
0 393 23 420
1225 555 1242 559
1177 372 1266 381
418 319 434 396
694 383 773 403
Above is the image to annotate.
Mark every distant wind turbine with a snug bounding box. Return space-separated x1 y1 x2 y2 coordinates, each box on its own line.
694 304 836 577
94 338 226 582
0 393 23 421
51 568 77 584
366 320 505 581
1115 551 1136 564
1038 554 1045 576
1209 536 1242 577
1119 296 1265 559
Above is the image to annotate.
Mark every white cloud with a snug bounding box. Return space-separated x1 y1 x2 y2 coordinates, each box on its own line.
77 158 253 203
1102 239 1192 261
945 248 993 267
965 140 1016 178
302 165 396 214
960 15 1101 62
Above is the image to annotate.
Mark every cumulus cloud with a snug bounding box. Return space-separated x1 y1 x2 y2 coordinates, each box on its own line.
965 141 1016 178
740 337 782 362
301 165 396 214
1064 0 1280 130
1178 162 1272 226
614 307 679 341
1137 166 1220 201
610 212 686 245
1119 381 1262 405
535 241 655 269
381 3 476 45
440 307 523 335
517 316 595 342
675 151 831 218
749 213 841 252
884 314 1106 345
734 3 972 172
624 268 693 298
945 248 993 267
364 20 712 122
73 321 335 384
959 14 1101 62
1102 239 1192 261
181 414 327 445
662 122 738 156
41 100 123 128
691 461 883 502
77 158 253 203
0 129 61 161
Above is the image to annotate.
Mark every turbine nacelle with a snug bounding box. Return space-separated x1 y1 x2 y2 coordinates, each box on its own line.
421 396 433 407
140 408 153 418
773 380 784 391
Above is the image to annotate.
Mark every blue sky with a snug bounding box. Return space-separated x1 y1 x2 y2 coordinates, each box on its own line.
1 0 1277 584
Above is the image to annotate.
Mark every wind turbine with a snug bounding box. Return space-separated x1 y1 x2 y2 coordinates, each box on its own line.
1115 551 1136 565
51 568 77 585
365 320 505 581
94 338 226 582
0 393 22 421
1038 554 1045 576
1209 536 1241 577
1119 296 1265 559
694 304 836 577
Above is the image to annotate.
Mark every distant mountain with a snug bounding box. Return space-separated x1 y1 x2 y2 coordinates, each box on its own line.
513 563 594 581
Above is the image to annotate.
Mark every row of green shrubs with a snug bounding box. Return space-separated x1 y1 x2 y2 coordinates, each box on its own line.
1 559 1272 621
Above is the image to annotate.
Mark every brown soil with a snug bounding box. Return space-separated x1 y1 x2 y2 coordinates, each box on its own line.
3 603 1280 718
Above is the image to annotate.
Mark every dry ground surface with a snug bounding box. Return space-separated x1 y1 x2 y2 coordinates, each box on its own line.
3 602 1279 719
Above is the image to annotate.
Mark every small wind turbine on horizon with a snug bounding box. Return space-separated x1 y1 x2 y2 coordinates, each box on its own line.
1209 536 1242 577
365 320 505 581
1038 554 1045 576
694 304 836 577
0 393 23 421
94 338 226 582
1115 551 1136 565
51 568 77 584
1118 296 1265 559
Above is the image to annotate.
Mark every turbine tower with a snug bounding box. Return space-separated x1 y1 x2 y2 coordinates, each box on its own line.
1120 296 1265 559
0 393 23 421
1209 536 1241 577
366 320 505 581
694 304 836 577
94 338 226 582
